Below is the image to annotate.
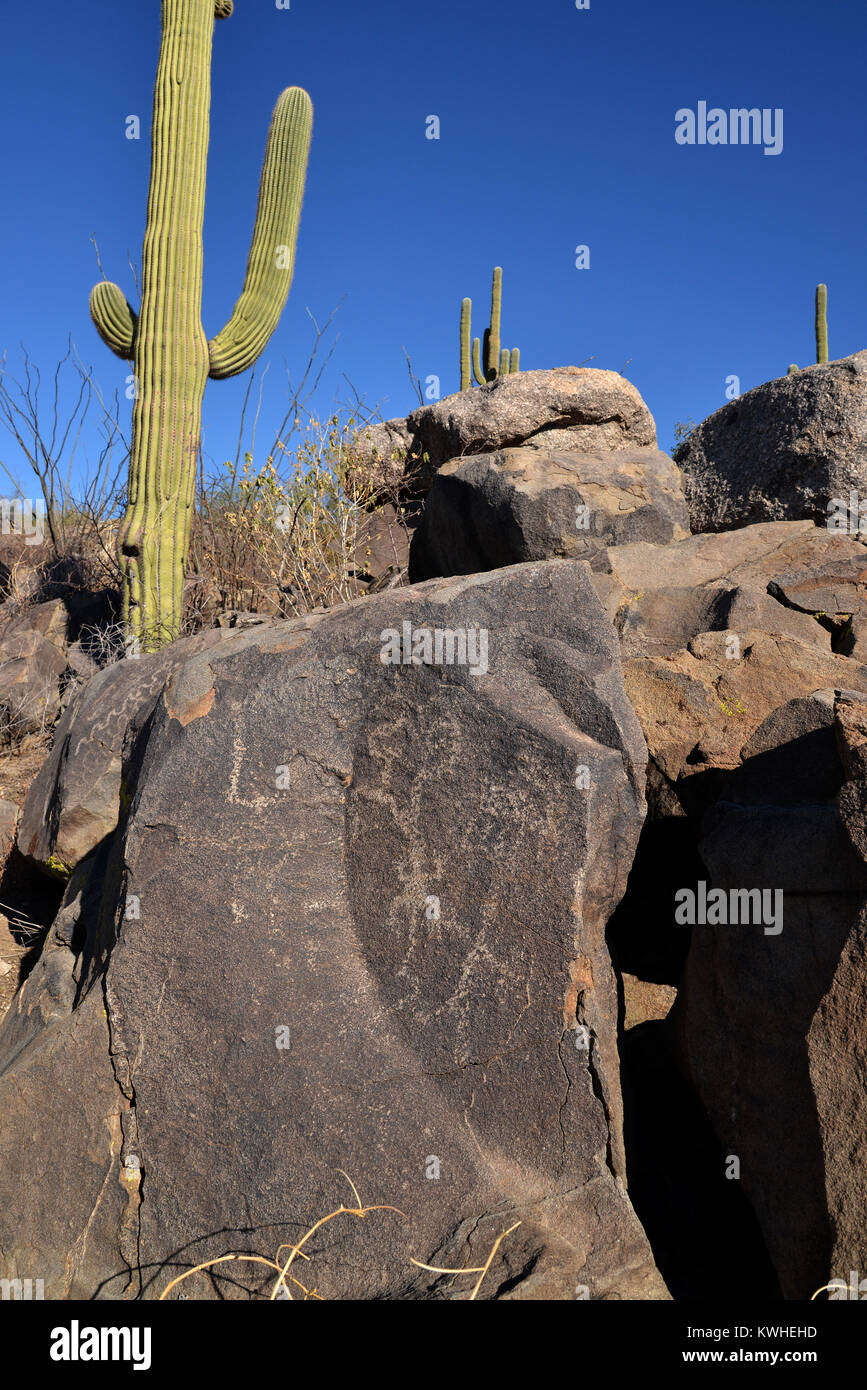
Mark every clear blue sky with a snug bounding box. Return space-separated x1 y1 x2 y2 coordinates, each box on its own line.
1 0 864 494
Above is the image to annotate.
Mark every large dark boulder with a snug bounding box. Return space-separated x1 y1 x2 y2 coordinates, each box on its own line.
677 352 867 532
0 562 667 1300
409 446 688 582
18 629 232 876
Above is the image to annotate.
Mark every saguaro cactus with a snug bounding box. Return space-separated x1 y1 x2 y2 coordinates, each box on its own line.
785 284 830 378
460 267 520 390
90 0 313 649
815 283 829 364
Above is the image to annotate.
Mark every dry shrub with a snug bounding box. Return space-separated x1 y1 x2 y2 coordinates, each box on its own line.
0 321 412 645
186 411 412 630
0 342 127 598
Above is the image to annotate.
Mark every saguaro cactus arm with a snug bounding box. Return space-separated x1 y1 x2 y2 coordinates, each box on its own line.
485 266 502 380
472 336 485 387
815 283 829 365
208 87 313 379
89 281 138 360
460 298 472 391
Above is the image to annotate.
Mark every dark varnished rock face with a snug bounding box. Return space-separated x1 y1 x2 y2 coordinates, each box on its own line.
18 628 232 874
677 352 867 532
676 690 867 1298
0 561 667 1300
410 446 689 582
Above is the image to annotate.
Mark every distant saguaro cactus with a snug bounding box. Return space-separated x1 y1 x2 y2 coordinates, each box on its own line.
815 283 829 364
90 0 313 650
460 267 521 390
784 284 829 379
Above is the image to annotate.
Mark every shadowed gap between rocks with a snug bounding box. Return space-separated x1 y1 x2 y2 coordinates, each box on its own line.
606 811 783 1300
0 844 65 986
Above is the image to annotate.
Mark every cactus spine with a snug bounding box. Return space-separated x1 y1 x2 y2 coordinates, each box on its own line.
459 266 520 390
815 283 828 364
90 0 312 650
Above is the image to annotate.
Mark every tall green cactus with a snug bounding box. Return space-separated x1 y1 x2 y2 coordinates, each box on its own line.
815 283 829 364
785 284 830 378
460 267 520 390
90 0 312 650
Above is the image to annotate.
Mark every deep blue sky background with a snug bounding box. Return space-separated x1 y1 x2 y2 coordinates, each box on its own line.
1 0 864 494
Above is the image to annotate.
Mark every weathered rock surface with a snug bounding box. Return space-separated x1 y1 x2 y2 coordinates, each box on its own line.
613 582 825 660
0 562 668 1300
409 446 689 582
676 352 867 532
18 628 232 875
595 520 867 619
598 523 867 1299
380 435 867 1304
565 521 867 1300
677 687 867 1297
596 524 867 805
352 368 657 496
0 797 19 860
0 599 68 738
624 630 867 789
621 974 677 1030
410 368 657 472
347 402 867 1304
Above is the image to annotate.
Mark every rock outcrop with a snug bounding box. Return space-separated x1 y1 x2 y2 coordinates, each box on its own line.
0 599 68 739
677 688 867 1298
676 352 867 533
5 357 867 1305
0 561 667 1300
403 390 867 1299
18 628 233 876
409 446 689 582
602 522 867 1297
352 367 657 497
